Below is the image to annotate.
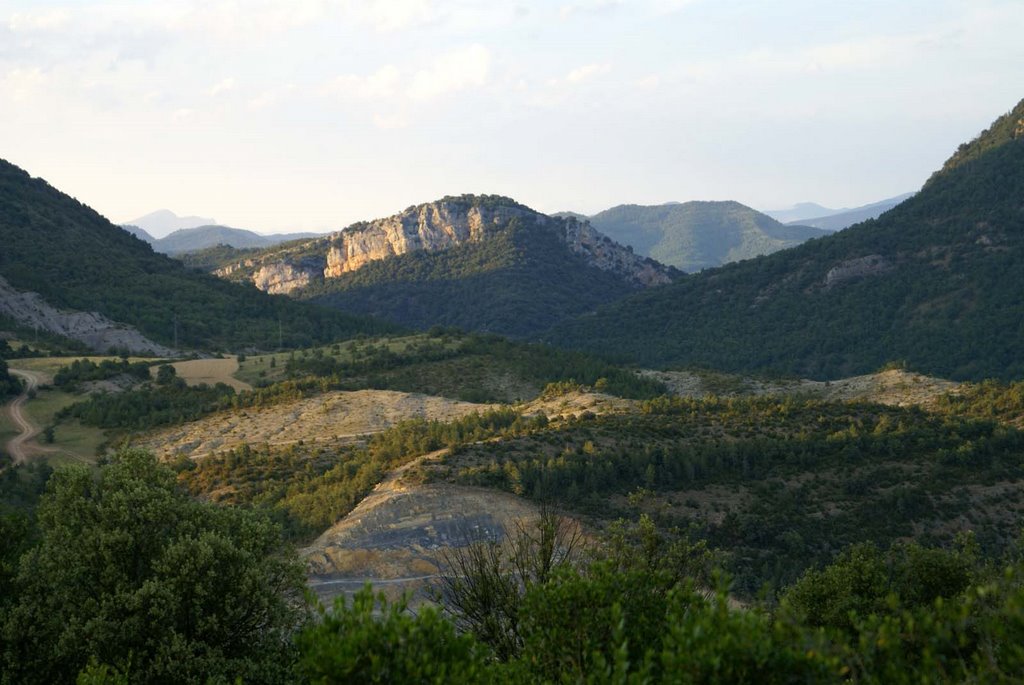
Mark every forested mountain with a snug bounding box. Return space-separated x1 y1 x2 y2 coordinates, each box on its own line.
214 195 675 337
131 224 320 255
585 200 828 271
790 193 915 231
0 160 392 351
548 98 1024 381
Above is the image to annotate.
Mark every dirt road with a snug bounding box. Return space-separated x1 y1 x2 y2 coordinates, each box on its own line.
3 369 47 463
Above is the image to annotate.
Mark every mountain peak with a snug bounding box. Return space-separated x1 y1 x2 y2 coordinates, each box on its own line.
929 97 1024 183
123 209 217 238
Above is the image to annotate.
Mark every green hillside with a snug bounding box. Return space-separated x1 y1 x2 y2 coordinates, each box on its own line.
0 160 392 350
547 98 1024 381
588 201 827 271
299 213 647 337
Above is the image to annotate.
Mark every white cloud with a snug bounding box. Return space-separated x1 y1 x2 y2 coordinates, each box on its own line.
636 73 661 89
651 0 700 14
372 112 410 129
408 44 491 101
7 8 71 32
208 77 236 97
349 0 436 32
559 1 620 21
0 66 46 102
565 63 611 83
321 65 402 100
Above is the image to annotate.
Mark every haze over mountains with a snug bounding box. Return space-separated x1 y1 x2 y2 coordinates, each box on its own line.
129 224 321 255
549 98 1024 381
765 193 915 229
123 209 217 237
782 193 916 231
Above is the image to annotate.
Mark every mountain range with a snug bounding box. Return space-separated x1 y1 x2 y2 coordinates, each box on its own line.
0 162 390 352
208 195 674 337
772 193 915 231
125 223 320 255
547 97 1024 381
123 209 217 237
765 193 914 229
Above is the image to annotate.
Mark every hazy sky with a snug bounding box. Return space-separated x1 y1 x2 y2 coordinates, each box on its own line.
2 0 1022 235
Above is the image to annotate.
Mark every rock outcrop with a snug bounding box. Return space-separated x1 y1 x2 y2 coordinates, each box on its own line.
216 196 673 294
823 254 893 288
0 276 176 356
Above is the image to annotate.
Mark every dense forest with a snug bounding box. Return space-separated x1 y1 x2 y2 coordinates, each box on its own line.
0 159 393 350
586 201 827 272
0 360 19 397
435 392 1024 594
2 450 1023 683
301 215 644 337
548 99 1024 381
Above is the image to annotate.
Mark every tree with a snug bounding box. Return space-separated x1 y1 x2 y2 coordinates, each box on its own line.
298 587 490 684
436 507 584 660
155 363 177 385
0 449 307 684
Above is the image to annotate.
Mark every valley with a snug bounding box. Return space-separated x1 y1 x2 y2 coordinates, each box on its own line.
1 72 1023 680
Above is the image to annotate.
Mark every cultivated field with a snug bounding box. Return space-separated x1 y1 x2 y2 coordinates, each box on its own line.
154 357 252 392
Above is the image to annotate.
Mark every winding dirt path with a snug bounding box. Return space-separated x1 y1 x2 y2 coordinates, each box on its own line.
3 369 54 463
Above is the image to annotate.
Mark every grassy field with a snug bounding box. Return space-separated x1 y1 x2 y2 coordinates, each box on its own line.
155 358 252 392
2 356 136 464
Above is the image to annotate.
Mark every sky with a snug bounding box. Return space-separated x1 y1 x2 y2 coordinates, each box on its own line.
1 0 1022 236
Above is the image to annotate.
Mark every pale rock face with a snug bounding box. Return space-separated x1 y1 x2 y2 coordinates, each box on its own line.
824 254 893 288
217 197 674 295
322 202 535 277
251 262 319 295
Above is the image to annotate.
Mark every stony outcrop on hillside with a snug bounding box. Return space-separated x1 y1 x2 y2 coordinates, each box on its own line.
216 196 672 294
0 276 176 355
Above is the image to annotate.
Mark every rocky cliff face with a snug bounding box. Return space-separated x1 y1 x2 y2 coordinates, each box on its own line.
216 196 673 294
0 276 176 356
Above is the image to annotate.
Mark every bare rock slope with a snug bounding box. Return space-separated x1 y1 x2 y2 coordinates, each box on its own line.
0 276 175 356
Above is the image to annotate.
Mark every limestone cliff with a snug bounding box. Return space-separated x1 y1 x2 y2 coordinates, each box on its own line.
216 196 673 294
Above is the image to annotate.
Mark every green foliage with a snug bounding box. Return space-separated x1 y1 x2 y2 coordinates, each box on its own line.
589 200 826 272
179 408 547 541
933 379 1024 424
155 362 177 385
175 244 263 270
548 104 1024 381
0 359 20 397
58 379 236 430
0 158 393 350
282 331 665 402
298 587 490 684
52 358 151 389
445 396 1024 594
438 509 585 660
931 97 1024 180
0 449 306 684
781 540 976 634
